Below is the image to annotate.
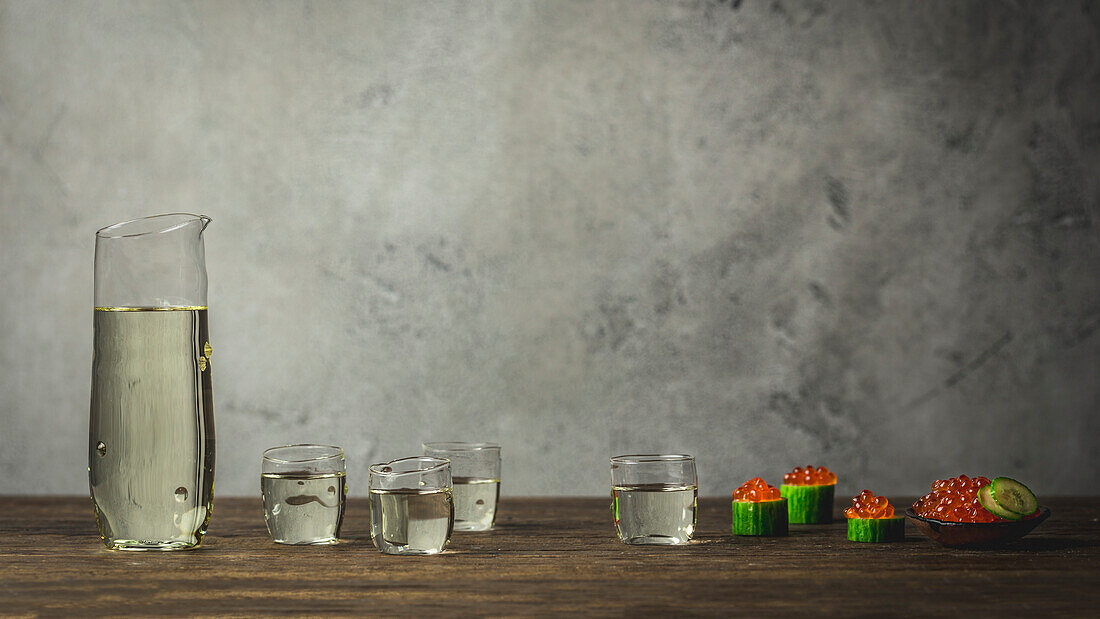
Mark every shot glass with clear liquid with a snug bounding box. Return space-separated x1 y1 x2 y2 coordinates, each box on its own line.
261 444 347 545
422 442 501 531
611 454 697 545
369 457 454 555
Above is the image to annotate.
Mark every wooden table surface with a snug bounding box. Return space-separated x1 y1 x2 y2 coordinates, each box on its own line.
1 496 1097 616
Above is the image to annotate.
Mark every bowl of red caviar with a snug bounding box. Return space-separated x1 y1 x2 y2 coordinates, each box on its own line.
905 475 1049 548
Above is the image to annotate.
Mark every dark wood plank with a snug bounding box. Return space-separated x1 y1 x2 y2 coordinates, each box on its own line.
1 496 1096 616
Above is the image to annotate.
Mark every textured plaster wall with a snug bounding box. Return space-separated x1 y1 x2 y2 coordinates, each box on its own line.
1 1 1098 498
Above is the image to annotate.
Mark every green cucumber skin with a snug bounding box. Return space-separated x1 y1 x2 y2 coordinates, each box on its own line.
846 516 905 543
780 484 835 524
732 499 788 536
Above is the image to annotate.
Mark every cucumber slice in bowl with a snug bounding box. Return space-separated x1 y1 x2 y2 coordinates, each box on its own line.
991 477 1038 516
979 485 1021 520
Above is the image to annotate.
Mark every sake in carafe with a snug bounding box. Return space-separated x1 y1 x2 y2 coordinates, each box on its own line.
89 213 214 550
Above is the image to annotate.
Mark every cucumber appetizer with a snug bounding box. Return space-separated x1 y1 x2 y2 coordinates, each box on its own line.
845 490 904 542
780 465 837 524
731 478 788 536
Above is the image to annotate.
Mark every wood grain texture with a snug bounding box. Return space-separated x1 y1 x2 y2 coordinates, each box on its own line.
1 496 1097 616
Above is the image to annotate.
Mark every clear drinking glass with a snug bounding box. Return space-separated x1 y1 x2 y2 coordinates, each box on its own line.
89 213 215 550
422 442 501 531
611 454 697 545
261 445 347 545
369 457 454 555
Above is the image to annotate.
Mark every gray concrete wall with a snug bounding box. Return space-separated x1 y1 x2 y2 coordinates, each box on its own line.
2 0 1098 498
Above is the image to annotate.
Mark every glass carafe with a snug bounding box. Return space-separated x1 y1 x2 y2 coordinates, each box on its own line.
89 213 215 550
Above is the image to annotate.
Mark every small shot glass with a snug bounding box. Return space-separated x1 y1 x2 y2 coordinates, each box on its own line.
610 454 697 545
422 442 501 531
369 456 454 555
261 444 347 545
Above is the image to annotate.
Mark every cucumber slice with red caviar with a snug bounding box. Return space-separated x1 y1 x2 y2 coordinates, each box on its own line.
991 477 1038 516
979 485 1022 520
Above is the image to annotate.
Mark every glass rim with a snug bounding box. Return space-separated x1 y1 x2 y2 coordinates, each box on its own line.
369 456 450 477
610 453 694 465
96 212 212 239
422 441 500 453
262 444 344 464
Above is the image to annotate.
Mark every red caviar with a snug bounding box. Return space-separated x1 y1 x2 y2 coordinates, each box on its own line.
845 490 894 519
733 477 781 502
783 465 837 486
912 475 1003 523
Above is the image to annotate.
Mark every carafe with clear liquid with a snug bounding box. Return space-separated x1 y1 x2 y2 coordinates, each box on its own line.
89 213 215 550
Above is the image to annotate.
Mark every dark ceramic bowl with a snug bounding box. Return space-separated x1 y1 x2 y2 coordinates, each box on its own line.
905 506 1050 548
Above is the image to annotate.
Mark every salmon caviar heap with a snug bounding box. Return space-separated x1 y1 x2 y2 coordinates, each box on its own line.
845 490 894 519
783 465 837 486
912 475 1004 523
732 477 781 502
